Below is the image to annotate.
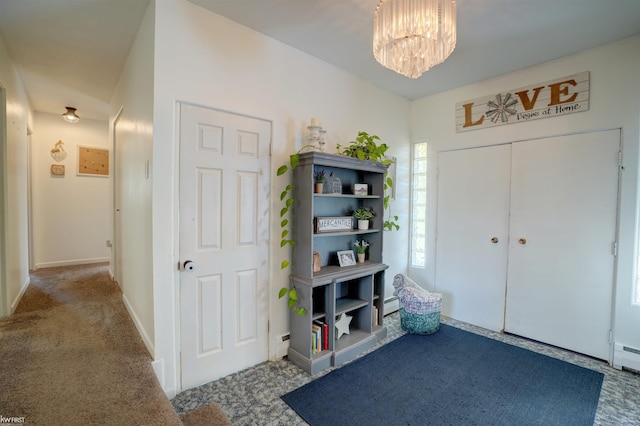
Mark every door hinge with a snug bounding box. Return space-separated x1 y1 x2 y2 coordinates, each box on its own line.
618 151 623 166
609 330 613 344
612 242 618 256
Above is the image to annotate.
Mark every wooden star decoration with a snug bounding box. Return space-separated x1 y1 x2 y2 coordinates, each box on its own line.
335 313 352 340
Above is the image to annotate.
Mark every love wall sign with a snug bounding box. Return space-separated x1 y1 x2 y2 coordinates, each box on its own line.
455 71 589 132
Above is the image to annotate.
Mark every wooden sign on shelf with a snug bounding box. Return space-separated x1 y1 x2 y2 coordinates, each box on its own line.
315 216 354 233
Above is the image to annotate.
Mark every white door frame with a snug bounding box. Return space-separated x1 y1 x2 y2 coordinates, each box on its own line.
0 85 7 317
112 106 123 285
26 128 34 271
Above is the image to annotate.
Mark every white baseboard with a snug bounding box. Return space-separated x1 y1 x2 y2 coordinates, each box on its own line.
121 293 155 356
10 276 30 314
613 343 640 371
121 294 175 398
35 257 110 270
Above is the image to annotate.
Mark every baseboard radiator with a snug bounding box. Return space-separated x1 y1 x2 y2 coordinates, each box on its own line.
613 343 640 372
384 296 399 315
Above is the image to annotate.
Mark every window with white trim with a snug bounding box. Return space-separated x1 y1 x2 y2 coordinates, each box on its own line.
410 142 428 268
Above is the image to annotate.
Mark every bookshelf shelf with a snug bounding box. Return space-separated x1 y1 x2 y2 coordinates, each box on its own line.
313 229 380 238
335 297 368 315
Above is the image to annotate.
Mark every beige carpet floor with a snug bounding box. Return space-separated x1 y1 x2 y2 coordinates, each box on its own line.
0 263 229 425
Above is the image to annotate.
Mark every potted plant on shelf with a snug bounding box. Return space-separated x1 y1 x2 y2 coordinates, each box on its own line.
314 169 326 193
337 131 399 231
354 240 369 263
354 207 375 230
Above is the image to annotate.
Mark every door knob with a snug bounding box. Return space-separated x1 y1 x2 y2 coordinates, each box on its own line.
491 237 499 243
518 238 527 245
183 260 196 271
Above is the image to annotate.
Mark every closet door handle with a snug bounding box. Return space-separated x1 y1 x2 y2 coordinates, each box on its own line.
491 237 499 244
519 238 527 245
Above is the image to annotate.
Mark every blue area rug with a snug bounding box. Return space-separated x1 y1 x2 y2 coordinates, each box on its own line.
282 324 603 425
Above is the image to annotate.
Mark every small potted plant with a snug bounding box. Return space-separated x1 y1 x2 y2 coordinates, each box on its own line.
314 169 326 193
354 207 375 230
354 240 369 263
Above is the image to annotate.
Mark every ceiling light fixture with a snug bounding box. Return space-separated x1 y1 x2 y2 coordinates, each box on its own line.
62 106 80 123
373 0 457 79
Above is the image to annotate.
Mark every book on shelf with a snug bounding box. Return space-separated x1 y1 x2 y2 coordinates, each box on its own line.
312 324 321 354
314 320 329 351
373 306 379 326
312 320 329 352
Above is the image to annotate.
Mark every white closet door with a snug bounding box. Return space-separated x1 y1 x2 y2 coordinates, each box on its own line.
505 130 620 360
435 145 511 332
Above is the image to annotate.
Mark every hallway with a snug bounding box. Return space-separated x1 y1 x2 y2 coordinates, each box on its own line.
0 263 182 425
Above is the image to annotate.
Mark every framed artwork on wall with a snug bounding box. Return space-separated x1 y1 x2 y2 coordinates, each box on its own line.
50 164 65 176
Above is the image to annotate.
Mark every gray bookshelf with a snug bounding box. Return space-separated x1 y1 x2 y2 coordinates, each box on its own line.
287 152 388 375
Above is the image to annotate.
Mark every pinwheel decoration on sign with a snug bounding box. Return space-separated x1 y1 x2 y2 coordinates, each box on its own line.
486 93 519 123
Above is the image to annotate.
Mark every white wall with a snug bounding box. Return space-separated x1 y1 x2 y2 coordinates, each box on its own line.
31 112 111 269
149 0 411 396
0 35 32 315
109 1 155 356
411 35 640 362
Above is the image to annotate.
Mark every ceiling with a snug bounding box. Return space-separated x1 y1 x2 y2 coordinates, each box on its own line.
1 0 640 122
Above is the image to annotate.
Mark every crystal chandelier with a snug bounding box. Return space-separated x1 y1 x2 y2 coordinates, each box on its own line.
373 0 457 79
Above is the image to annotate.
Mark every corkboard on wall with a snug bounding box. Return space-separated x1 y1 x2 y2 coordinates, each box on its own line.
78 146 109 176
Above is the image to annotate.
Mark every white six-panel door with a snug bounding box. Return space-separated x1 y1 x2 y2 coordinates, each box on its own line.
505 130 619 360
179 104 271 390
435 130 619 360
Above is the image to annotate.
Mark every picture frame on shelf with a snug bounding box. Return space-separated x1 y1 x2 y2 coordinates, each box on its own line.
353 183 368 196
337 250 356 267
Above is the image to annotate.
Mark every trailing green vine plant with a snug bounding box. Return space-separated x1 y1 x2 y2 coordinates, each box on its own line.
276 144 316 317
336 131 400 231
